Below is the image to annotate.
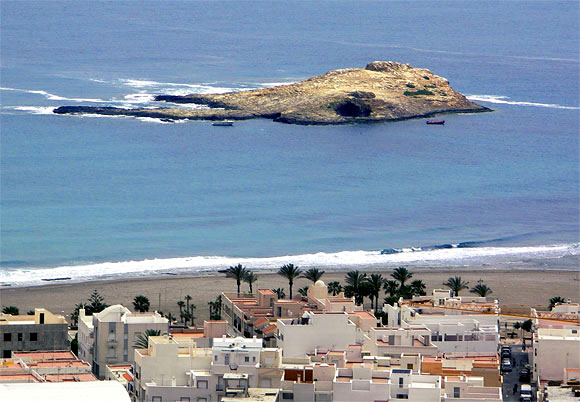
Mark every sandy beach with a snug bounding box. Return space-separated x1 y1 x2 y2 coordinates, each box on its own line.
1 264 578 324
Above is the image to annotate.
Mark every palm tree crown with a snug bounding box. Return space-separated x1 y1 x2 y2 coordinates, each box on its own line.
224 264 248 295
278 264 303 299
303 268 325 283
383 280 399 297
345 271 367 305
549 296 565 309
391 267 413 287
365 274 384 311
243 271 258 294
443 276 470 297
327 281 343 296
133 295 150 312
470 284 493 297
134 329 161 349
410 280 427 296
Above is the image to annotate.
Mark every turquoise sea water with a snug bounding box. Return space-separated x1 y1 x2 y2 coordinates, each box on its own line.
1 1 578 286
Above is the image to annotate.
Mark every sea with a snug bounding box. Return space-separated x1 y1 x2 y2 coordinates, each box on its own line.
1 1 579 287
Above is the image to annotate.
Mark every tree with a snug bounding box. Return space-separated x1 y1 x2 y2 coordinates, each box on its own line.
521 319 533 333
272 288 286 299
384 280 399 297
303 268 325 283
391 267 413 287
133 295 150 312
410 280 427 296
2 306 19 315
134 329 161 349
185 295 193 317
223 264 248 295
357 281 373 307
243 271 258 294
87 290 108 314
278 264 303 299
208 295 222 320
298 286 309 297
345 270 367 306
165 312 176 324
327 281 343 296
443 276 469 297
398 284 414 300
366 274 384 311
177 301 185 320
70 303 86 327
549 296 565 309
470 284 493 297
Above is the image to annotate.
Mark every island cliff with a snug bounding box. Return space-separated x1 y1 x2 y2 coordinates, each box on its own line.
54 61 491 125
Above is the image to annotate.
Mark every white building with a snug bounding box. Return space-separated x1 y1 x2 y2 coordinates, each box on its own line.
276 311 358 358
0 381 131 402
78 305 169 379
134 335 282 402
532 326 580 381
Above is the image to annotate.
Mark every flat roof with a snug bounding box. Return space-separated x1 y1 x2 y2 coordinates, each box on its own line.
12 351 76 361
0 381 130 401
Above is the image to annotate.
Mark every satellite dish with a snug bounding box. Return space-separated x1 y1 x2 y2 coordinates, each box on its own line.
229 362 238 370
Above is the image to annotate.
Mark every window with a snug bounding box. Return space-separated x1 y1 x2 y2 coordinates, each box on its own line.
2 350 11 358
197 398 207 402
17 333 22 342
454 387 460 398
277 307 282 317
152 397 162 402
3 333 11 342
245 356 250 362
180 398 190 402
399 377 404 388
282 392 294 400
214 355 218 361
395 394 408 399
407 363 413 370
197 380 208 389
224 354 230 365
252 356 256 362
30 333 38 342
534 349 537 356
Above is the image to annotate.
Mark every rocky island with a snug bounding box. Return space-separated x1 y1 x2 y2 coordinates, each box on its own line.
54 61 491 125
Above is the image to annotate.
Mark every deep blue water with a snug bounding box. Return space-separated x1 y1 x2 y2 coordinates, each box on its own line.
1 1 578 285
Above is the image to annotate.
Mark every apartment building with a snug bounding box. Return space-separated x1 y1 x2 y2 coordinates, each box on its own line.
79 305 169 378
421 354 501 387
532 325 580 382
0 309 68 358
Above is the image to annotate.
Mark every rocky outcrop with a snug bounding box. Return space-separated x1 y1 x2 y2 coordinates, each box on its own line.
54 61 491 125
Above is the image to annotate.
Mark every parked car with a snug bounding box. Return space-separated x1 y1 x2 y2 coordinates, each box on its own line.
501 349 511 359
520 384 532 401
519 366 531 382
501 358 512 372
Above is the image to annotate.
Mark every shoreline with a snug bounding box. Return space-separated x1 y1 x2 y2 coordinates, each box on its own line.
1 262 578 324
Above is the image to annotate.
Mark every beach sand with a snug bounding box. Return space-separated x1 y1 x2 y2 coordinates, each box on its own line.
1 265 578 324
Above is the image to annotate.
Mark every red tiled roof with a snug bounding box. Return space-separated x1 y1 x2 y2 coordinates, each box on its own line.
122 372 133 382
263 324 277 334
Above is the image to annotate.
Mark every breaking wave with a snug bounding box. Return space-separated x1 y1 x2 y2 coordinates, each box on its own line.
1 243 577 288
466 94 580 110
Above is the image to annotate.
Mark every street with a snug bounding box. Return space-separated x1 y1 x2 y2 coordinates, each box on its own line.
501 343 536 401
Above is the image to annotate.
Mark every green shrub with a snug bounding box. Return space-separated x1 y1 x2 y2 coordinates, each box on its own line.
424 84 436 88
404 89 434 96
423 75 430 80
405 83 415 88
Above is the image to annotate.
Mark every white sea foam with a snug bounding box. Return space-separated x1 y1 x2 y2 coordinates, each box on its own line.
119 79 236 94
7 106 57 115
467 94 580 110
0 87 108 103
1 244 577 288
135 117 187 124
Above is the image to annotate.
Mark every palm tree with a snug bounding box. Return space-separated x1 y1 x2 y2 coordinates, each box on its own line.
410 280 427 296
549 296 565 309
177 301 185 320
1 306 19 315
134 329 161 349
278 264 303 299
297 286 309 297
345 270 367 305
208 295 222 320
165 312 176 324
327 281 343 296
185 295 193 317
133 295 150 312
243 271 258 294
443 276 469 297
391 267 413 288
303 268 325 283
366 274 384 311
224 264 248 295
272 288 286 299
384 280 399 297
470 284 493 297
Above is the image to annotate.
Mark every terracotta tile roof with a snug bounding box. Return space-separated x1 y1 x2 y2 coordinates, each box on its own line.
12 351 75 361
263 324 277 334
253 318 269 327
122 372 133 382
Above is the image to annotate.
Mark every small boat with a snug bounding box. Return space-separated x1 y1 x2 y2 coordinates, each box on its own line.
212 121 234 127
426 120 445 125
